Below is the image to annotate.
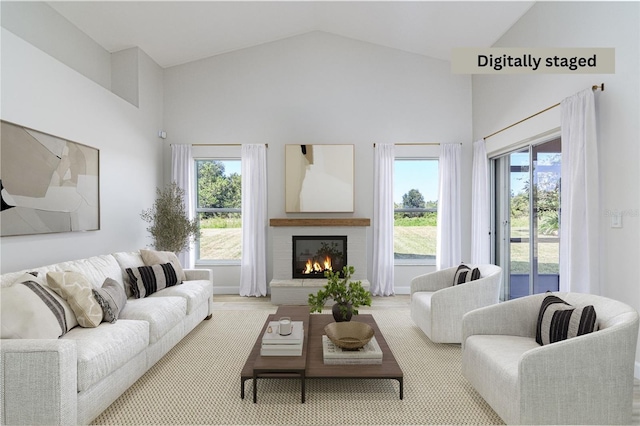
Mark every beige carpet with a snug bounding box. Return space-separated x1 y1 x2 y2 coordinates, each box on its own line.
92 307 503 425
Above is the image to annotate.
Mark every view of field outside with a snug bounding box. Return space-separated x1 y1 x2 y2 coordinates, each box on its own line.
508 150 560 275
194 153 559 269
394 159 438 260
196 160 242 261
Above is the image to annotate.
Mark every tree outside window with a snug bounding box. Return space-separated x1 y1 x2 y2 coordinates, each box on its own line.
394 159 438 263
195 159 241 261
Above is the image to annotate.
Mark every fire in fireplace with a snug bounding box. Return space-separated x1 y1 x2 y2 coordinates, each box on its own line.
292 235 347 279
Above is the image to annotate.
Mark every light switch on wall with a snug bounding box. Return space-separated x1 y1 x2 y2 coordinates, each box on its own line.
611 212 622 228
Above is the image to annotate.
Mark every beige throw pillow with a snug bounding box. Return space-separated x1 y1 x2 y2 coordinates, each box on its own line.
47 271 103 328
140 249 186 283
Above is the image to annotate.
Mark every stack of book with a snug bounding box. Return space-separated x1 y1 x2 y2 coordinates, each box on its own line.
322 335 383 365
260 321 304 356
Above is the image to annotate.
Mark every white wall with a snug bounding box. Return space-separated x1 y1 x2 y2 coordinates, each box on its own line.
1 2 112 91
163 31 473 294
0 28 164 273
472 1 640 376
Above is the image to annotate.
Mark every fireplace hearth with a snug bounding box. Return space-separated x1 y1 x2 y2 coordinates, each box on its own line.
292 235 347 279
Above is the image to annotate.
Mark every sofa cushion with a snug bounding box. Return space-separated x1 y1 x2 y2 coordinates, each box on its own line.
47 271 103 328
140 249 186 283
126 263 179 299
62 319 149 392
536 294 598 345
93 278 127 323
453 264 481 285
54 254 124 289
1 272 78 338
149 279 212 314
119 296 186 344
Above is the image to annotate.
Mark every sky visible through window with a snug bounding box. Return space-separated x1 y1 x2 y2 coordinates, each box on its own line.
509 151 561 196
223 160 241 176
394 159 438 205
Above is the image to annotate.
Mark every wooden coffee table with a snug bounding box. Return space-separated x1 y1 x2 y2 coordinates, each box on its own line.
241 306 403 403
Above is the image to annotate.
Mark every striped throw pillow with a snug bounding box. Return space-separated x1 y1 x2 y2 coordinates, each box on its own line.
453 264 481 285
1 272 78 338
126 262 179 298
536 294 598 345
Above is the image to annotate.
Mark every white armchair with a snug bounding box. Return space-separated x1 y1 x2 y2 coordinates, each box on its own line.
410 264 502 343
461 292 639 424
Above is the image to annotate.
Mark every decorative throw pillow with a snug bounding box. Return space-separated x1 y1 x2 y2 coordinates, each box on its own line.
46 271 103 328
1 272 78 339
140 249 186 283
536 293 598 345
93 278 127 323
125 262 179 299
453 264 481 285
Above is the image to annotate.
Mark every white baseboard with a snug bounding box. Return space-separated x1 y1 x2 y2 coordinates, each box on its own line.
212 286 242 295
392 286 411 295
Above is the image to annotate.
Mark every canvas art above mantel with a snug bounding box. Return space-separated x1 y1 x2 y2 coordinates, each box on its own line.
285 144 355 213
0 120 100 236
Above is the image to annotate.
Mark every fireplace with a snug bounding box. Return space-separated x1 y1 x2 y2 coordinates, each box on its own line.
292 235 347 279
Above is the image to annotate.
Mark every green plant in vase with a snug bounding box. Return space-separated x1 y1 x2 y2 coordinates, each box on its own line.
308 265 372 322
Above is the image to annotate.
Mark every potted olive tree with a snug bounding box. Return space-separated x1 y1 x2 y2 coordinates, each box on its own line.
308 265 372 322
141 182 199 253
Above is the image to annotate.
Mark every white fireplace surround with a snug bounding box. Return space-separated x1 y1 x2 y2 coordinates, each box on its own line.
270 225 369 304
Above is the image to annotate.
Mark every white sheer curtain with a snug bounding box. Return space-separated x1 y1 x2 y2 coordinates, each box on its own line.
371 143 395 296
436 143 461 269
239 144 267 297
470 139 490 264
559 89 600 294
171 144 195 268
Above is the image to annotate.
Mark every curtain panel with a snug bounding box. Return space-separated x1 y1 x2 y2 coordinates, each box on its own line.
372 143 395 296
436 143 462 269
171 144 195 269
559 89 600 294
239 144 268 297
470 139 490 264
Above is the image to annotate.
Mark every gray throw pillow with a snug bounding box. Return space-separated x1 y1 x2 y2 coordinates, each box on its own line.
93 278 127 323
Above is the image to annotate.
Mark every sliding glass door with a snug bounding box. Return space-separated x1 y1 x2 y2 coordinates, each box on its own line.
492 138 561 300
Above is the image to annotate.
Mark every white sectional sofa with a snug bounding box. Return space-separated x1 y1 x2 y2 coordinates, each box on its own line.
0 251 213 425
461 292 639 425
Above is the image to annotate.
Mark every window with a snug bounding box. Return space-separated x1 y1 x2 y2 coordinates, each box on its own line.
195 159 241 262
394 159 439 264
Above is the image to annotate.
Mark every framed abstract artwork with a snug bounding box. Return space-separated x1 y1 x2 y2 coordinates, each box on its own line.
285 144 354 213
1 120 100 236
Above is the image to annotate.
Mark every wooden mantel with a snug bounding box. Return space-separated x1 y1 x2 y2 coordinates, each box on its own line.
269 218 371 227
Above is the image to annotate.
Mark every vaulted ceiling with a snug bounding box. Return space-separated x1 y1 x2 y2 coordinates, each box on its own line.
48 1 535 68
